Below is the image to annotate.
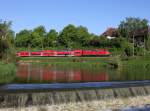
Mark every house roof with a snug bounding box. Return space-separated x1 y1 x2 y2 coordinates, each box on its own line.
101 28 118 37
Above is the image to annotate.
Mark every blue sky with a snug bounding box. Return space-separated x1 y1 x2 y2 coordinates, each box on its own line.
0 0 150 35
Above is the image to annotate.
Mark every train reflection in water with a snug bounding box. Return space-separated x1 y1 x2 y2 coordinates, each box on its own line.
17 63 109 83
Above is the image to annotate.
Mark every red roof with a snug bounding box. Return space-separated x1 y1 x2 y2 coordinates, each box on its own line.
102 27 118 37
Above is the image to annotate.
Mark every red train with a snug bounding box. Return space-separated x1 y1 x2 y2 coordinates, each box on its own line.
16 49 111 57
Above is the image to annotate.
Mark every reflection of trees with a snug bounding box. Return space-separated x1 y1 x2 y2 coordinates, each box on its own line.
115 65 150 81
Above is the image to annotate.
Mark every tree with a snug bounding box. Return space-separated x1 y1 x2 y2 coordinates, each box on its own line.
45 29 58 47
58 24 77 49
15 29 32 47
89 35 101 47
118 17 148 38
109 38 124 48
118 17 149 56
89 36 109 48
0 20 14 58
31 26 46 49
58 24 92 49
76 26 91 47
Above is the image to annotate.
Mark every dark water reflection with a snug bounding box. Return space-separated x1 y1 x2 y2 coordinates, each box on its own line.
16 63 150 83
16 63 109 83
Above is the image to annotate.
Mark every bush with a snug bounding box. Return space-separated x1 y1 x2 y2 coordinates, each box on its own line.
134 47 145 56
124 45 133 56
2 48 17 63
0 62 16 83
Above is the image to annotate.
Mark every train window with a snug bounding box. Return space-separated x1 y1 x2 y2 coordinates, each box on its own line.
75 52 80 53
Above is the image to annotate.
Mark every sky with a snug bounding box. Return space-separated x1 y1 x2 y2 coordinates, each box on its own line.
0 0 150 35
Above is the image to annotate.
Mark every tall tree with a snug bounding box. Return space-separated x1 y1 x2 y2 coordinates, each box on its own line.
58 24 91 49
58 24 77 49
31 25 46 49
76 26 91 47
89 35 101 47
0 20 14 58
46 29 58 47
15 29 32 47
118 17 148 38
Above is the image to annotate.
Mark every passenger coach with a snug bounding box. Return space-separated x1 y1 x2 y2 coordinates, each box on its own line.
17 49 111 57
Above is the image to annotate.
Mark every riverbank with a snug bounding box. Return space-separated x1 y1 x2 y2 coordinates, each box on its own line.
18 56 112 63
1 56 150 84
0 62 16 83
18 56 150 70
18 57 112 69
19 56 150 65
0 95 150 111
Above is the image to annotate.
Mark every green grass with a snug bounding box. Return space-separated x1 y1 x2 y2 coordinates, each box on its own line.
19 57 114 69
19 57 113 64
122 56 150 66
31 62 108 71
19 56 150 70
0 62 16 84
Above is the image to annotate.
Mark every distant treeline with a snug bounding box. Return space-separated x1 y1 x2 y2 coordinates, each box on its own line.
0 17 150 58
15 24 125 50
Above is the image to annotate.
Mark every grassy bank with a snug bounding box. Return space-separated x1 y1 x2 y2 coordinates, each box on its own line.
19 57 112 62
0 62 16 84
18 56 150 69
18 57 114 70
122 56 150 67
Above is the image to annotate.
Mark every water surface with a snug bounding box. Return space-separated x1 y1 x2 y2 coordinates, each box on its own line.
16 62 150 83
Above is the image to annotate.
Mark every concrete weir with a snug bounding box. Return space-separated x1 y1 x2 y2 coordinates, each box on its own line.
0 81 150 108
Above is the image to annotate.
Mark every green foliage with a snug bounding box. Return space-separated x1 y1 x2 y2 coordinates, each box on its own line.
0 62 16 83
118 17 148 38
45 29 58 47
89 35 101 47
109 38 122 48
76 26 91 47
15 29 32 47
118 17 149 56
124 43 133 56
108 56 122 68
123 56 150 66
119 38 133 56
19 56 112 63
134 47 145 56
31 26 46 48
0 20 15 59
2 47 17 63
98 36 109 47
146 32 150 51
89 36 110 48
58 24 77 49
58 24 91 49
13 17 150 57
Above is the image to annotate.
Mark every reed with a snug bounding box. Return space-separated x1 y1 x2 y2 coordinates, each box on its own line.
19 57 112 63
0 62 16 83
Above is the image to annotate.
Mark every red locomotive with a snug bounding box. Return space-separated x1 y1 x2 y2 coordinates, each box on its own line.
16 49 111 57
